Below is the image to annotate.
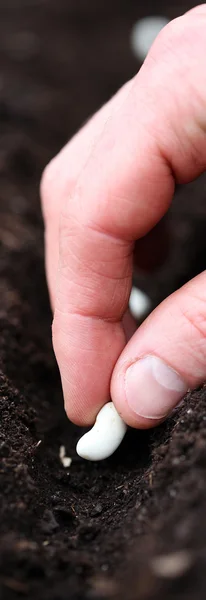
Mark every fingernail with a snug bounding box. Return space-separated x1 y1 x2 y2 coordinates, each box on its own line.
125 355 188 419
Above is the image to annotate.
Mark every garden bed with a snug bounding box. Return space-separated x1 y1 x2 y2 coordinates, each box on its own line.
1 2 206 599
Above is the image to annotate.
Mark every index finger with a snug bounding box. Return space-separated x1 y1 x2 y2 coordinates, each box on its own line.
52 8 206 425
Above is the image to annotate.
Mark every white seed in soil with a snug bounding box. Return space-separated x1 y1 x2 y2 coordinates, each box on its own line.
130 16 169 62
76 402 127 461
129 286 151 320
59 445 72 468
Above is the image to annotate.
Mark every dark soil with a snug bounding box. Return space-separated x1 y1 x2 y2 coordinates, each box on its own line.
1 2 206 599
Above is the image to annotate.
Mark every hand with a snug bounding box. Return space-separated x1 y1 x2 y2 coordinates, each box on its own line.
41 6 206 430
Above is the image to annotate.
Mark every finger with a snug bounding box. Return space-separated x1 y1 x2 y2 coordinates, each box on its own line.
41 79 133 307
48 7 206 425
187 4 206 15
111 272 206 428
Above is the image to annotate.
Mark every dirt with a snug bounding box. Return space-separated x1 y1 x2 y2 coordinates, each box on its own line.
1 1 206 599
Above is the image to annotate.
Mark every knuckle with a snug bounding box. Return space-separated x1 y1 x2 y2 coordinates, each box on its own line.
40 158 57 219
40 159 55 199
40 150 76 223
150 10 206 68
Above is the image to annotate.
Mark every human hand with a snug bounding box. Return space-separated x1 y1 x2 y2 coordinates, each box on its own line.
41 6 206 430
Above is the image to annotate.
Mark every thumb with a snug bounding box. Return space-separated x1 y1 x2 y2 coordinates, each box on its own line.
111 272 206 428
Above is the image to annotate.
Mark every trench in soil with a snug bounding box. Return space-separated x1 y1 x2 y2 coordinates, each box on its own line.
1 2 206 599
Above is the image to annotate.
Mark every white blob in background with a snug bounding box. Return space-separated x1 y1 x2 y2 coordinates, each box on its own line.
131 16 169 61
129 286 151 321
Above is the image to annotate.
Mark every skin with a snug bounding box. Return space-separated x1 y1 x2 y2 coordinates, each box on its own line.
41 5 206 429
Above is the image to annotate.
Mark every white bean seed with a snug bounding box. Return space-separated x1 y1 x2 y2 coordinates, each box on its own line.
76 402 127 461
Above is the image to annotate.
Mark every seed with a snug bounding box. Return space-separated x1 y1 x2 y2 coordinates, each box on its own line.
76 402 127 461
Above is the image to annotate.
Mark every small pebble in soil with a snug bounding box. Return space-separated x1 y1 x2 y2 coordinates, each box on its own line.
130 16 169 62
91 503 103 517
76 402 127 461
101 564 109 572
169 489 177 498
41 509 59 534
129 286 151 320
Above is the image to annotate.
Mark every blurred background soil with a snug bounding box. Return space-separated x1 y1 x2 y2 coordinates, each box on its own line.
1 1 206 599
